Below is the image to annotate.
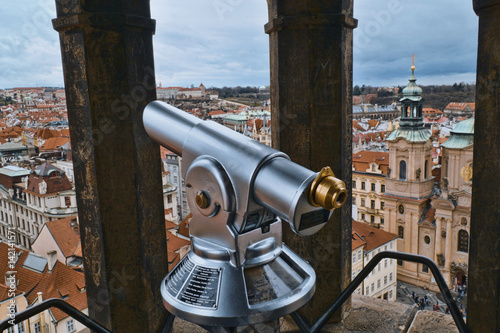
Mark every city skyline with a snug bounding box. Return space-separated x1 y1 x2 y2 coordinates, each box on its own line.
0 0 478 89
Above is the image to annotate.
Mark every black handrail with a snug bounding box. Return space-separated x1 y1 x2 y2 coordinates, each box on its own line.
0 298 111 333
290 251 470 333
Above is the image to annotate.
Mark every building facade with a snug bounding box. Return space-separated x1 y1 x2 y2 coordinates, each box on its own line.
352 151 389 228
352 220 398 301
0 163 77 249
430 118 473 289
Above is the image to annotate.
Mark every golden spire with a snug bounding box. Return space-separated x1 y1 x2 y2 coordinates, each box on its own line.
410 53 416 72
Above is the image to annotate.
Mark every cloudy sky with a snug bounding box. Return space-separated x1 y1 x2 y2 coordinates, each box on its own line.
0 0 478 89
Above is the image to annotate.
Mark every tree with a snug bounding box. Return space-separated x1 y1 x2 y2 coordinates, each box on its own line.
353 85 361 96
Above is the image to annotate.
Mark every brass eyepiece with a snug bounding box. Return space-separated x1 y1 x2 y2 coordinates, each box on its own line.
309 167 348 210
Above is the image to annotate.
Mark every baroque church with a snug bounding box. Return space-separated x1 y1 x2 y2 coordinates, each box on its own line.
382 63 472 291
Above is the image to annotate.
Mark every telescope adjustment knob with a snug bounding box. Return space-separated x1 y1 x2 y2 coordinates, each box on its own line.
195 191 210 209
309 167 348 210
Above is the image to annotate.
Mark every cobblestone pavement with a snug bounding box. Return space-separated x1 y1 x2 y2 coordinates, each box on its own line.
395 281 467 318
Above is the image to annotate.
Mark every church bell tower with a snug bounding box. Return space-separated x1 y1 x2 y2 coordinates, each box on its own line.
383 57 436 288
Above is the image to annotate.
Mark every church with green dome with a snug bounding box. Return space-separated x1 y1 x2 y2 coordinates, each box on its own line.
380 58 474 292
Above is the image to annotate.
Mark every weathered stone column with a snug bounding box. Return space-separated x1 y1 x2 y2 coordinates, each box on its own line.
445 219 452 276
435 218 442 263
469 1 500 331
52 1 168 331
265 0 356 323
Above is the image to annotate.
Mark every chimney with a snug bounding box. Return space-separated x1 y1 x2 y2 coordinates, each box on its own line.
47 250 57 271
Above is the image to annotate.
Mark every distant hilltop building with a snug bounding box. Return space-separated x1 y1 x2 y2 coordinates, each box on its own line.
353 103 399 120
156 83 219 100
443 102 475 119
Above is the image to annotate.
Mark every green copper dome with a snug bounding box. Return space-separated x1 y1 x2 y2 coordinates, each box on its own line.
401 66 423 102
450 117 474 134
441 118 474 149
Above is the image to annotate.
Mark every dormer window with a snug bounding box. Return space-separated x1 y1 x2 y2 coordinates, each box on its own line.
50 171 60 178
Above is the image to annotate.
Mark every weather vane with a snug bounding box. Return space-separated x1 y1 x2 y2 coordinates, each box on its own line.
411 53 416 71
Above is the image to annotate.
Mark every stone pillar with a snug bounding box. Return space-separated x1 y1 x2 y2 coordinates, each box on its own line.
409 149 415 181
444 219 453 285
389 209 396 234
52 1 168 331
469 1 500 331
265 0 357 323
435 217 442 263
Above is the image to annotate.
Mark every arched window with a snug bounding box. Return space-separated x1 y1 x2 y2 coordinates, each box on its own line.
458 230 469 252
399 160 407 180
424 160 429 179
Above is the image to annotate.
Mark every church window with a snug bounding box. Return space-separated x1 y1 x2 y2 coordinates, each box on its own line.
424 235 431 244
424 160 429 179
399 160 407 180
458 230 469 252
398 226 404 239
371 183 376 191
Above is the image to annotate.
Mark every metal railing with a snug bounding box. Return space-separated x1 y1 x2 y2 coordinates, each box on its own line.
0 251 470 333
0 299 111 333
290 251 470 333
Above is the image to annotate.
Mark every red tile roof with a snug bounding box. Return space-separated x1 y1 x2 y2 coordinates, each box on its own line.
24 163 73 195
352 230 366 251
352 151 389 175
45 216 80 258
165 219 178 230
178 213 192 238
39 137 70 151
0 242 87 321
352 220 398 252
421 208 436 224
166 233 190 252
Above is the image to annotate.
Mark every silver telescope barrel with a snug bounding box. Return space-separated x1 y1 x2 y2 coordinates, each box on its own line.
143 101 202 156
143 101 347 235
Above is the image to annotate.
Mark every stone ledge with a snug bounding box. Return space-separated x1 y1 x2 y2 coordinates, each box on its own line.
170 294 459 332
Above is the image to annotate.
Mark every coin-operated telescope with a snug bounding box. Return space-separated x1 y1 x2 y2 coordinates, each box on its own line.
143 101 347 328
